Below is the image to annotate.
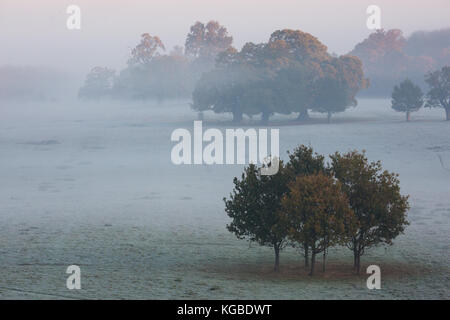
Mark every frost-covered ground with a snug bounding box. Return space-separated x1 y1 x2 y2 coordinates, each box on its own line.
0 99 449 299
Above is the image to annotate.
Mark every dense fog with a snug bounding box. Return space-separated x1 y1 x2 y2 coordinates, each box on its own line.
0 0 449 300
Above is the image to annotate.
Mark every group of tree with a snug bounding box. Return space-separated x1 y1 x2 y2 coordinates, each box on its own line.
350 28 450 97
391 66 450 121
224 145 409 275
79 21 233 101
193 29 368 123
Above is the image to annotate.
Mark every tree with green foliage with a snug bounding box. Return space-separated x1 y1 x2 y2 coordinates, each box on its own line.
425 66 450 121
330 151 410 274
224 162 290 271
285 145 328 267
391 79 424 121
280 173 357 275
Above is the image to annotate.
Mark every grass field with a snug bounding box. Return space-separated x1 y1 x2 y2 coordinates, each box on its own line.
0 98 448 299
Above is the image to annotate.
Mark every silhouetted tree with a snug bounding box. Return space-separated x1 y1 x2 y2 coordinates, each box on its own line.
425 66 450 121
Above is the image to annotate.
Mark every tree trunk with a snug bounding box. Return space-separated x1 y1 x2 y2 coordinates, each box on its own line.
232 110 243 123
322 250 326 273
309 251 316 276
274 245 280 272
327 112 332 124
297 109 310 121
304 244 309 268
406 111 411 122
261 111 270 124
446 107 450 121
356 254 361 275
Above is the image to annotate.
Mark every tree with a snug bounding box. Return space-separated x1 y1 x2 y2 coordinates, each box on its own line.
192 45 271 123
192 29 366 123
191 30 327 123
185 21 233 63
266 29 331 121
280 173 356 275
274 66 315 121
112 33 196 102
330 151 410 274
78 67 115 100
425 66 450 121
311 55 368 123
391 79 424 121
312 77 349 123
348 29 409 96
349 28 450 97
192 59 257 122
405 29 450 67
267 29 329 63
224 163 290 271
128 33 165 66
285 145 328 267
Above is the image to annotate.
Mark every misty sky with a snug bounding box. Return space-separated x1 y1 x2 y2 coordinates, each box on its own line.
0 0 449 76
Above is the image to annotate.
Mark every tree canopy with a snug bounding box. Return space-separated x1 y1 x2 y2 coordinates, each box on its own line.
78 67 115 100
225 145 409 275
350 28 450 97
425 66 450 121
81 21 233 102
185 21 233 63
128 33 165 67
280 173 356 275
391 79 424 121
330 150 410 274
224 162 290 271
192 29 367 123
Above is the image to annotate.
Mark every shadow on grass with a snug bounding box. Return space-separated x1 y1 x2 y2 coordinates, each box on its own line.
200 259 440 282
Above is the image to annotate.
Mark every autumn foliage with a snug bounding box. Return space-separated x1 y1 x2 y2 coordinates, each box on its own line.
224 145 409 275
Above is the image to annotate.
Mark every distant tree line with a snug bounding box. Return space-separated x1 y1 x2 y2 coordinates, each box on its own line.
79 23 369 123
350 28 450 97
0 66 75 101
78 23 450 123
192 29 368 123
224 145 409 275
79 21 233 102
